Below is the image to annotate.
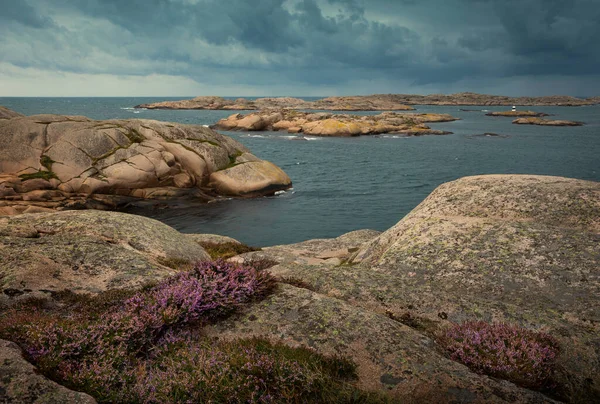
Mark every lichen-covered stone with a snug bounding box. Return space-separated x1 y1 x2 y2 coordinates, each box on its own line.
0 210 210 305
207 284 557 403
234 175 599 402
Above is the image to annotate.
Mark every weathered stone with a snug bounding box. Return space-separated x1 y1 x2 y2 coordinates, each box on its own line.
0 210 210 305
0 115 292 214
0 106 24 120
208 161 292 197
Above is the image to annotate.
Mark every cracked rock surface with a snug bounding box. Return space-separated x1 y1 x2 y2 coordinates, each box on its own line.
0 112 292 215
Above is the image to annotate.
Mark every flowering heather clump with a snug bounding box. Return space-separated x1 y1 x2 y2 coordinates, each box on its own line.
5 259 386 402
441 321 560 388
21 260 276 397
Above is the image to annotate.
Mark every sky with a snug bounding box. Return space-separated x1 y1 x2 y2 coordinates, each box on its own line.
1 0 599 97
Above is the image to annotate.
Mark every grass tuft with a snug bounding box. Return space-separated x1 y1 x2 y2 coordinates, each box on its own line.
199 241 260 259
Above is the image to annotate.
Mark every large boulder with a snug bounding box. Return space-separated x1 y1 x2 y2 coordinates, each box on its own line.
0 115 291 214
0 210 210 305
208 160 294 197
0 339 96 403
0 106 24 120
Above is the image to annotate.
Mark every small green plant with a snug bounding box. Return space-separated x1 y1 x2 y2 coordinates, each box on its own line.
156 256 193 270
199 241 260 259
40 155 54 170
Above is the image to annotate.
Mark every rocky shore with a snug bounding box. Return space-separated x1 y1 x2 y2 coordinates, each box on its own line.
212 110 459 136
1 174 598 403
136 92 600 110
0 108 291 215
512 117 585 126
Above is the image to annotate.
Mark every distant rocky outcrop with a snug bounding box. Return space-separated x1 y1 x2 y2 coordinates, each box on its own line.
0 210 210 306
135 95 415 111
390 92 598 106
512 117 584 126
0 106 24 120
486 110 549 117
0 115 291 215
213 110 458 136
136 93 600 110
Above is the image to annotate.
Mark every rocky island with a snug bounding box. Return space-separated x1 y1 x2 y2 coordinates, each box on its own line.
486 110 550 117
212 110 459 136
135 92 600 110
0 108 291 215
1 174 598 403
135 95 416 111
513 117 584 126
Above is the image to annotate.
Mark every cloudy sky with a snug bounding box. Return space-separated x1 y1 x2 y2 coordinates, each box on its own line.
1 0 599 96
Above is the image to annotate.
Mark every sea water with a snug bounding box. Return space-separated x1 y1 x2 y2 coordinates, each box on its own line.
1 97 598 246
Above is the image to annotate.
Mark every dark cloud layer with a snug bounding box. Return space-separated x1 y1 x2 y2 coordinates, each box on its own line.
0 0 599 95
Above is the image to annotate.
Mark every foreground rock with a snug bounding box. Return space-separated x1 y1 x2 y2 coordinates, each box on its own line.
0 115 291 215
232 174 599 402
213 110 458 136
0 210 210 305
0 339 97 403
486 110 549 117
136 95 415 111
2 175 597 402
512 117 584 126
0 106 23 120
136 93 600 110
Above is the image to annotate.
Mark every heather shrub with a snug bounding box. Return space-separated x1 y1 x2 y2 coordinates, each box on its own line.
2 259 386 403
440 321 560 388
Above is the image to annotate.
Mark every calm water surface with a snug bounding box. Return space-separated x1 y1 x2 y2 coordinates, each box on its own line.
2 97 599 246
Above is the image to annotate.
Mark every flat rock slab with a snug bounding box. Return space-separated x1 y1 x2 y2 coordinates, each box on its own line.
234 229 381 266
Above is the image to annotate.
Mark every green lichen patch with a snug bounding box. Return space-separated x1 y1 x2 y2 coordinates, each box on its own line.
19 170 58 181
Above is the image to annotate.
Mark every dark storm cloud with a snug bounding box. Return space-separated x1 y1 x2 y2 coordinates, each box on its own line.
0 0 54 28
1 0 599 94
